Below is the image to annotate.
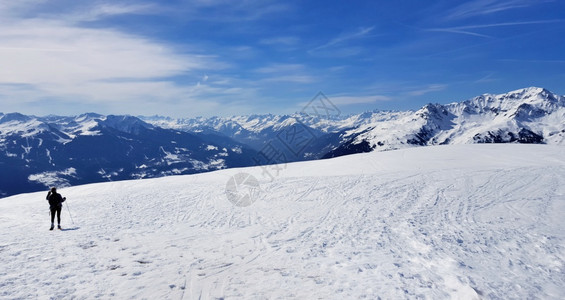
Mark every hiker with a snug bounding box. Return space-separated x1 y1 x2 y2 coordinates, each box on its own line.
46 187 66 230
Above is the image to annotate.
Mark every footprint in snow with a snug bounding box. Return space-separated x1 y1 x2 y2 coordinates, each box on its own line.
78 241 97 249
135 260 151 264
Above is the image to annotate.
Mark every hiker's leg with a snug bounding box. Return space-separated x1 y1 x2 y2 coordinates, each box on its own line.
56 207 62 225
50 208 56 224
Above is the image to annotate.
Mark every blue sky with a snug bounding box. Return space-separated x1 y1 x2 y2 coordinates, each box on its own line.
1 0 564 117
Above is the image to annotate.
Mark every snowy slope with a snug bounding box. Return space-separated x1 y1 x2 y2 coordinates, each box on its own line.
1 144 564 299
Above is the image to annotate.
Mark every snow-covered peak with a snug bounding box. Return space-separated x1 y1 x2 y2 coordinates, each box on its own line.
331 87 565 155
46 114 106 138
75 113 105 123
506 86 552 100
0 112 34 124
0 114 50 138
451 86 564 116
98 115 154 134
417 103 450 118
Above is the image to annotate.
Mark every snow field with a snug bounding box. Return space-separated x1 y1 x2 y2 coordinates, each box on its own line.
1 144 564 299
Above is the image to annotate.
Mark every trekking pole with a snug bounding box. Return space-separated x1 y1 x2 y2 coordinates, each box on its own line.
65 199 75 224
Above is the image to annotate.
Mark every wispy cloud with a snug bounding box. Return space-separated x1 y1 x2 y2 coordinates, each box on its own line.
295 94 391 111
174 0 291 23
254 64 316 84
72 3 159 22
427 19 563 38
444 0 549 21
447 19 563 30
0 1 160 23
261 75 316 84
0 46 76 52
474 73 498 84
259 36 299 46
255 64 304 74
328 95 392 106
406 84 447 96
311 26 375 52
259 36 300 51
497 58 565 63
426 28 493 38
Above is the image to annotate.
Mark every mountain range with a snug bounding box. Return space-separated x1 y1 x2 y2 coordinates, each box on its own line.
0 113 258 197
1 87 564 197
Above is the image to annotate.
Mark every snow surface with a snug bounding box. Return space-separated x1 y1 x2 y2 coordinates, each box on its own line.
1 144 564 299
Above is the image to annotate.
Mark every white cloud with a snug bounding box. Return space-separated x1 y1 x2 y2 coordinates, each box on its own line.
173 0 291 22
328 95 392 106
428 20 564 38
426 28 493 38
407 84 447 96
330 95 392 106
71 3 159 22
259 36 299 46
0 2 252 117
0 20 205 85
312 26 375 52
254 64 316 84
444 0 546 20
295 94 391 110
0 19 213 108
255 64 304 74
261 75 316 84
474 73 498 84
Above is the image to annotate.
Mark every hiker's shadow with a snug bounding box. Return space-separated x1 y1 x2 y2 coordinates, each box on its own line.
61 227 80 231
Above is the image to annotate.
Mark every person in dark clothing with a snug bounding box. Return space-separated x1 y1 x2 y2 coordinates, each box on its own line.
46 187 66 230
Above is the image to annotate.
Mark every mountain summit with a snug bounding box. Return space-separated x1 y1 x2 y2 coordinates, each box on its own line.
323 87 565 157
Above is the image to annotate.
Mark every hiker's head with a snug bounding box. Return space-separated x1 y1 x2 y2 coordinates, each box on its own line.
50 187 56 193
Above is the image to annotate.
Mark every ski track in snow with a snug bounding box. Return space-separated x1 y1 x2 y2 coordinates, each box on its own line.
1 145 564 299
